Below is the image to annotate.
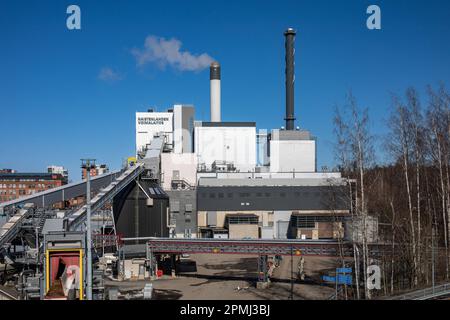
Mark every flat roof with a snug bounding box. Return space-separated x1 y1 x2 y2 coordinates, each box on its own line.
0 173 63 180
198 177 347 187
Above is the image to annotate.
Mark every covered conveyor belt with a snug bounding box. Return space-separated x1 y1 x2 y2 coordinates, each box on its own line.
0 203 34 248
0 171 121 214
0 164 146 251
67 163 145 230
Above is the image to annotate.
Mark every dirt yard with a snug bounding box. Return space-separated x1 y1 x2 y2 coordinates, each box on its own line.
105 254 341 300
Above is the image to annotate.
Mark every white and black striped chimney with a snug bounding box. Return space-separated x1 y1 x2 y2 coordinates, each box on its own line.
210 61 221 122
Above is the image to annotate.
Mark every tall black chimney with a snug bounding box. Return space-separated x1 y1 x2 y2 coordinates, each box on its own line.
284 28 296 130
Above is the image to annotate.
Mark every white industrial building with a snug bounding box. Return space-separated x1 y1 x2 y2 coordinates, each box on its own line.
136 110 174 156
269 129 316 173
136 104 194 157
160 153 197 190
194 122 256 172
173 104 195 154
134 29 352 240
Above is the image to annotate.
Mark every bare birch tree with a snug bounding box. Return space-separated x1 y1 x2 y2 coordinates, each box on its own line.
333 91 374 299
406 87 424 281
426 86 450 278
388 94 418 286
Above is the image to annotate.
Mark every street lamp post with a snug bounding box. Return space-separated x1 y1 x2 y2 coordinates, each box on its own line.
81 159 96 300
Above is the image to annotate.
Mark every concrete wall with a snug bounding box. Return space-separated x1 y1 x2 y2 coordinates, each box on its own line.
197 209 349 240
198 211 207 228
161 153 197 190
295 222 344 240
197 210 274 239
270 139 316 173
173 105 194 154
197 210 272 229
261 226 274 239
194 126 256 172
228 224 259 239
273 211 292 239
167 189 197 238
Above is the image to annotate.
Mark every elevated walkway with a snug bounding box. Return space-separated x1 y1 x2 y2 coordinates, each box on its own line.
140 237 354 257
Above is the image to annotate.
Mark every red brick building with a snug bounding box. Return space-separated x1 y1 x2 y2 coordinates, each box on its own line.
0 172 67 203
81 164 109 180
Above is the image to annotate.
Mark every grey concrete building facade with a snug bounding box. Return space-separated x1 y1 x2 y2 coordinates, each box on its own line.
167 189 197 238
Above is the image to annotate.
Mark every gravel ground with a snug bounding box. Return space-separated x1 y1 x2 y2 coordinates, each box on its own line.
105 254 339 300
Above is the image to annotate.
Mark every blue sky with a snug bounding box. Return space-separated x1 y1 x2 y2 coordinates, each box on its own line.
1 0 450 181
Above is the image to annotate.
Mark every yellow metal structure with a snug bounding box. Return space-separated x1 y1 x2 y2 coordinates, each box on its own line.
45 248 84 300
127 157 137 167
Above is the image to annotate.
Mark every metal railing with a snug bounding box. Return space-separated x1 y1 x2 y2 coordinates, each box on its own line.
0 203 34 248
142 237 354 256
0 287 18 300
0 171 120 214
390 283 450 300
68 163 145 230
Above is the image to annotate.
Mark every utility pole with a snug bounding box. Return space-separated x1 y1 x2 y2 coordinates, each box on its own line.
289 245 294 300
35 226 39 274
81 159 96 300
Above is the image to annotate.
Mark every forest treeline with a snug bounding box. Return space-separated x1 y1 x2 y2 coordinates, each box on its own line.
333 84 450 298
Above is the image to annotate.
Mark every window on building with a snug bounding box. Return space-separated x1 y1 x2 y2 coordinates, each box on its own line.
171 201 180 212
226 215 259 225
294 216 316 228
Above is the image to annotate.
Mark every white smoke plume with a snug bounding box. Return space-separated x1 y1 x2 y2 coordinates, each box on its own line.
132 35 214 72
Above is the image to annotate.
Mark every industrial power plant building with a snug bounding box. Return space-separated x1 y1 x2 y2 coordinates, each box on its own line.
124 28 351 241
